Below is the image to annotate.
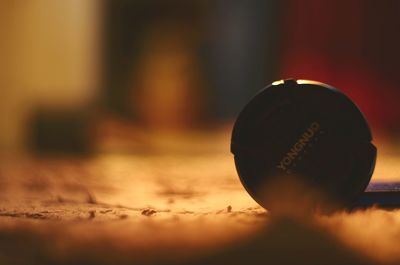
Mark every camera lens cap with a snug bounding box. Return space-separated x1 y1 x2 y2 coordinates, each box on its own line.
231 79 377 210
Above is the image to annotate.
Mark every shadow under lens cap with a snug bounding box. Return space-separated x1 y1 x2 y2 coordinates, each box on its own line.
231 79 376 209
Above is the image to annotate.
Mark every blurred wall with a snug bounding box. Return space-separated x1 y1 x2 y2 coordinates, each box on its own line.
0 0 399 154
280 0 400 133
0 0 101 152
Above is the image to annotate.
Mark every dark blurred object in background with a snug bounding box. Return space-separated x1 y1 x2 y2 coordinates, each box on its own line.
102 0 280 129
102 1 206 130
202 0 280 121
30 109 93 155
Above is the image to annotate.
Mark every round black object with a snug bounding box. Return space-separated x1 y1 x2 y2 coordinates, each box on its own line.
231 79 377 210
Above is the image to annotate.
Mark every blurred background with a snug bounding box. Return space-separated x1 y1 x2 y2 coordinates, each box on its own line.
0 0 399 155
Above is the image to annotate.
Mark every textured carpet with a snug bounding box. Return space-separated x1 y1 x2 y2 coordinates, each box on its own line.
0 131 399 265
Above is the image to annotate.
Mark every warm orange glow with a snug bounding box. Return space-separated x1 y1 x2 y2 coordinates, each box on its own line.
296 79 334 90
272 80 284 86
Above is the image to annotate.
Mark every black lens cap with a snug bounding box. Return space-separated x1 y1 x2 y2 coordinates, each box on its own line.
231 79 377 210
